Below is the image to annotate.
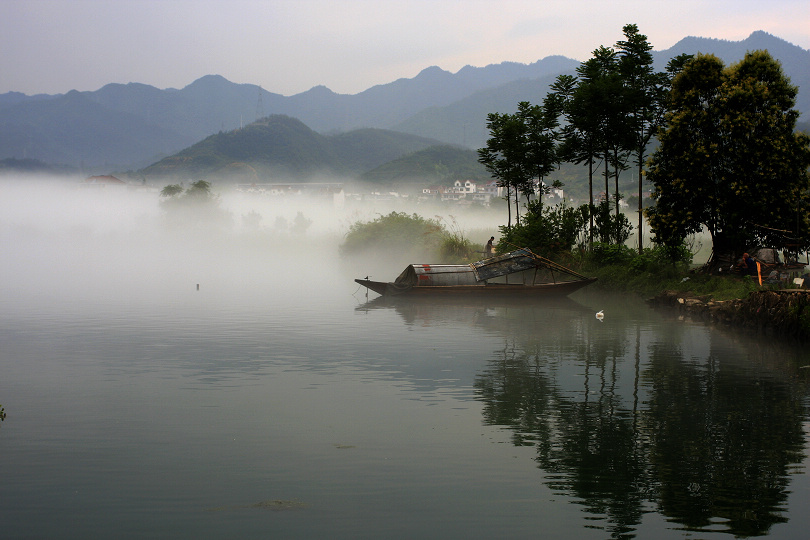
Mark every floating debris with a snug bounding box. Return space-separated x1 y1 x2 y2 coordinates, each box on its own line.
595 310 604 322
207 499 306 512
250 500 306 510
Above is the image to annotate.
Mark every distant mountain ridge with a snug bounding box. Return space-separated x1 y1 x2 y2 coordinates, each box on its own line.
1 31 807 172
140 115 448 182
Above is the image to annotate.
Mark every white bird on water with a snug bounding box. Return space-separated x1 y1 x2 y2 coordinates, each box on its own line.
595 310 604 322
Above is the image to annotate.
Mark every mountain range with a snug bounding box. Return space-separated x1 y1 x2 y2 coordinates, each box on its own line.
1 30 808 178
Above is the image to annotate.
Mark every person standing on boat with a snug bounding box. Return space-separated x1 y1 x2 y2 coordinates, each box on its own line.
485 236 495 257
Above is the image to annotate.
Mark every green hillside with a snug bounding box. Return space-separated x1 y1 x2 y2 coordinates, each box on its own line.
139 115 442 182
360 145 488 183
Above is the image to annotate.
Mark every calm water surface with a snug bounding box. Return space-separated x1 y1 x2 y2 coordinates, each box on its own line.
2 230 810 539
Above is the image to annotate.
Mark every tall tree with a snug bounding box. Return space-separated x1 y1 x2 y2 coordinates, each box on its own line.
517 99 563 212
646 51 810 264
550 74 596 244
568 45 631 245
616 24 692 253
552 51 616 247
616 24 667 252
478 112 531 227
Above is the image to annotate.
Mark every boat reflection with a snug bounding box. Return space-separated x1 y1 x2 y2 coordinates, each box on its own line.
355 294 592 335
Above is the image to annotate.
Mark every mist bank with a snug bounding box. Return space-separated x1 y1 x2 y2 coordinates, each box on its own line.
0 175 505 313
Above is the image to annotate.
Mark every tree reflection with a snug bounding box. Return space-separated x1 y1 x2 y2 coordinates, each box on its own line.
645 343 805 536
474 324 808 538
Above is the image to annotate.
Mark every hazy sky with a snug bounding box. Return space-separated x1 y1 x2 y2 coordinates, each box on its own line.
3 0 809 96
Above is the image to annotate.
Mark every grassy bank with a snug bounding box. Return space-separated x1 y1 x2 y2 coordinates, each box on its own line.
579 262 766 301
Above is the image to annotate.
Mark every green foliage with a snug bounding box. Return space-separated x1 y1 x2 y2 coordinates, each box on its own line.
591 200 633 245
795 304 810 334
484 25 676 249
160 180 217 204
159 180 231 228
646 51 810 262
498 200 588 257
478 98 564 227
588 242 637 266
589 242 691 268
361 145 488 183
438 233 478 263
142 115 441 181
160 184 184 197
436 217 480 263
340 211 446 260
616 24 679 251
580 244 704 297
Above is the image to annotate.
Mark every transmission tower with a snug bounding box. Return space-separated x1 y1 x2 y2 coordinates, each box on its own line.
256 85 265 121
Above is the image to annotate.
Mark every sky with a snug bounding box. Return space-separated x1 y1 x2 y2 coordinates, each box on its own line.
2 0 809 97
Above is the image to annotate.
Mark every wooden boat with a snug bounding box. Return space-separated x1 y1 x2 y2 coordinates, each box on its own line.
355 248 596 297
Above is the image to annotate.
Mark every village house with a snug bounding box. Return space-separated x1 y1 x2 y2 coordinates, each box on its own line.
453 179 476 195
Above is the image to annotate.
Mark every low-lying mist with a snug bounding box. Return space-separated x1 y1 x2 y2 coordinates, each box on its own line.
0 176 505 313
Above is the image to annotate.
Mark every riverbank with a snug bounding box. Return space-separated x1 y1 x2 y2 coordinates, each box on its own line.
577 258 810 339
648 288 810 340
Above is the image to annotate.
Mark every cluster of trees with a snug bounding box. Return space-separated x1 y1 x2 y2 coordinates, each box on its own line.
646 51 810 265
480 24 810 265
159 180 232 228
480 24 686 251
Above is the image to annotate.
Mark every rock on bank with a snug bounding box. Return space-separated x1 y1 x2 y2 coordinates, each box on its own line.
648 289 810 340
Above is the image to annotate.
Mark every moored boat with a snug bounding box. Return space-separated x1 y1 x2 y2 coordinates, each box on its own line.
355 248 596 297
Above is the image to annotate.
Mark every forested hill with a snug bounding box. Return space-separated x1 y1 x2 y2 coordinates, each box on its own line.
361 145 488 183
139 115 444 182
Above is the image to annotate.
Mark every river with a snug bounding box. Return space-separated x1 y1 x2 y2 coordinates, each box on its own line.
1 183 809 539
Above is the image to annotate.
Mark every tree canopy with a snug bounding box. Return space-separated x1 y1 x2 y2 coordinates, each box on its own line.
477 98 563 228
645 51 810 264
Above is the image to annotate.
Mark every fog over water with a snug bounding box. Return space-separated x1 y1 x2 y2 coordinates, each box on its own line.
0 176 504 311
3 175 810 539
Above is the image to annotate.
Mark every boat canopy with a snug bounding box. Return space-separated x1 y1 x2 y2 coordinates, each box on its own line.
390 248 589 290
394 264 480 287
471 249 540 281
472 248 589 282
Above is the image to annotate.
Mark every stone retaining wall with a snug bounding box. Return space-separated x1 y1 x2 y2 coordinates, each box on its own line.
648 289 810 340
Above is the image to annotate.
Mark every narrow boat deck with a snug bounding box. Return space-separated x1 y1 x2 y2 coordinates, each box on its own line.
355 277 597 297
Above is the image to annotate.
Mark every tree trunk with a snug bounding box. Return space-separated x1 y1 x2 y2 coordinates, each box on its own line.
614 165 620 243
588 158 594 249
505 186 512 229
637 159 643 253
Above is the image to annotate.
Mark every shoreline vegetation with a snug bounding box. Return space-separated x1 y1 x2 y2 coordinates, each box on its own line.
463 24 810 340
579 256 810 340
340 211 810 340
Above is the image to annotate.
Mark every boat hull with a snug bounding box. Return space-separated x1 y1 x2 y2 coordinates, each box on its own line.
355 278 597 297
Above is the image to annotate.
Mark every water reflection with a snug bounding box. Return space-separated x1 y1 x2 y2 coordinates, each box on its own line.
356 294 591 335
361 294 810 538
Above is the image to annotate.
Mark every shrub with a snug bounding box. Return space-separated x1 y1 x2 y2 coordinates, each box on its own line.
499 200 588 257
340 212 445 260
